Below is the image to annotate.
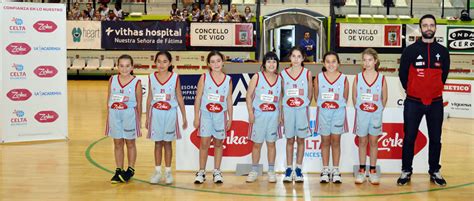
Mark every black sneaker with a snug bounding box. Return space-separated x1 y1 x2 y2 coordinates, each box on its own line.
430 171 447 186
111 168 123 184
123 167 135 182
397 171 412 186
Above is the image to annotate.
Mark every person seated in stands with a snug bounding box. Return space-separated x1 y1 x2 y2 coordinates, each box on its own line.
71 2 81 20
99 3 110 20
86 3 95 18
201 4 213 22
243 6 254 22
191 3 201 22
170 3 180 21
92 10 104 21
79 10 91 21
180 8 190 22
227 4 240 22
214 4 226 22
113 3 123 20
106 10 118 21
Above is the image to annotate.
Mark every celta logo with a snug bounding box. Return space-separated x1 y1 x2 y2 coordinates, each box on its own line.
11 110 27 126
72 27 82 42
9 17 26 33
10 63 27 80
5 43 31 55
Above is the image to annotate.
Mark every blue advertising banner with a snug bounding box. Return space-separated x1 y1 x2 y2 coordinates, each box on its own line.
101 21 186 50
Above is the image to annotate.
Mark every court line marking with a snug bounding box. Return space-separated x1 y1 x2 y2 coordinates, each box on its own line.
86 137 474 198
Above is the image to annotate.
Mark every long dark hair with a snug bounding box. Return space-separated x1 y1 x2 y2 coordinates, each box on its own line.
261 52 279 73
154 51 174 72
288 46 306 67
321 51 340 72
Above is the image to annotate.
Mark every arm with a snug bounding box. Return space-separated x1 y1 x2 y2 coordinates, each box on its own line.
352 76 358 106
106 76 112 130
307 70 313 104
343 77 349 103
135 80 143 121
176 76 188 129
442 49 450 84
398 48 411 90
382 76 388 108
226 79 234 131
145 77 152 128
279 75 284 124
246 74 258 124
313 74 319 105
193 75 205 129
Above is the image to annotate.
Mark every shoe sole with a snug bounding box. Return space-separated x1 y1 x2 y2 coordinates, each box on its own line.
194 180 204 184
111 181 119 184
214 180 223 184
370 181 380 185
295 180 304 183
430 178 447 186
333 181 342 184
397 179 411 186
283 179 292 183
355 181 365 184
246 180 256 183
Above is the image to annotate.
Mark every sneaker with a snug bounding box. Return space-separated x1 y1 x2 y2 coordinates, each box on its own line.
268 171 277 183
246 171 258 183
430 171 447 186
123 167 135 182
397 171 412 186
165 171 173 184
331 168 342 184
320 168 330 183
149 170 162 184
111 168 123 184
283 168 293 183
213 169 224 183
355 169 366 184
294 168 304 183
368 169 380 185
194 170 206 184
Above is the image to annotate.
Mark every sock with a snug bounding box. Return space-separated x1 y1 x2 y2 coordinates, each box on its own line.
370 166 376 171
268 164 275 172
323 166 329 171
165 167 172 173
155 166 161 172
287 166 292 170
296 164 302 169
333 166 339 172
360 165 366 170
252 164 259 172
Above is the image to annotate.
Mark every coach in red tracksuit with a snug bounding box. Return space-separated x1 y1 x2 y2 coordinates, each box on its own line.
397 14 449 186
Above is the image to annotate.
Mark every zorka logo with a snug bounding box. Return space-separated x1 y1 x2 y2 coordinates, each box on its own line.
190 120 252 157
444 83 471 93
6 43 31 55
34 66 58 78
6 89 32 101
34 111 59 123
259 103 276 112
287 97 304 107
33 21 57 33
206 103 223 113
153 101 171 110
111 102 128 110
354 123 427 159
360 102 378 112
322 101 339 109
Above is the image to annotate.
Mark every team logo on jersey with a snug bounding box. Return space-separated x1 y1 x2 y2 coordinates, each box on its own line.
190 120 252 157
287 97 304 107
34 111 59 123
111 102 128 110
360 102 378 112
259 103 276 112
354 123 427 159
321 101 339 109
153 101 171 110
206 103 223 113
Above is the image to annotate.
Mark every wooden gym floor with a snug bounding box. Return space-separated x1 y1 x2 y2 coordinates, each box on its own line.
0 80 473 201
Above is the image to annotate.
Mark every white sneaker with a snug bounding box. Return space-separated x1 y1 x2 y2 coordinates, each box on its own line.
149 171 161 184
294 168 304 183
213 169 224 183
368 170 380 185
246 171 258 183
283 168 293 183
194 170 206 184
354 169 366 184
331 168 342 184
165 171 173 184
320 168 330 183
268 171 277 183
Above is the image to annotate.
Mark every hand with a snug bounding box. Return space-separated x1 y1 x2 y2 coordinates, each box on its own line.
279 114 284 125
193 118 200 129
226 119 232 131
182 118 188 130
248 112 255 124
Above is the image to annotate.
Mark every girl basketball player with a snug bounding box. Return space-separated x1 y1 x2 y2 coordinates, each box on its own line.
147 51 188 185
281 47 313 183
314 51 349 184
193 50 233 184
245 52 282 183
353 48 387 185
106 54 142 184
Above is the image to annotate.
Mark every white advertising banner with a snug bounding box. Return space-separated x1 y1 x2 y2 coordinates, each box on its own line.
176 106 429 173
66 20 101 49
443 79 473 119
406 24 447 47
339 23 402 48
1 2 68 143
190 23 253 47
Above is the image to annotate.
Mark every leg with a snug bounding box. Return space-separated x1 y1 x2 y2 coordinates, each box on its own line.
368 135 379 167
199 137 212 170
296 137 305 165
426 101 444 173
125 139 137 168
321 135 331 167
252 142 263 165
213 139 224 169
330 134 341 166
401 99 424 172
358 136 369 167
113 139 125 168
154 141 164 166
164 141 173 168
267 142 276 166
286 137 295 167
